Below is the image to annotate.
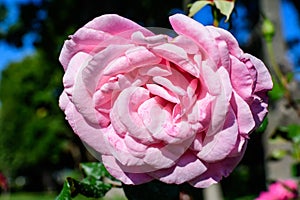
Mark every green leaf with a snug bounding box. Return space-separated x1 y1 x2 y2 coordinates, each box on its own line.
55 163 116 200
56 177 112 199
255 117 268 134
214 1 235 22
286 72 294 83
76 177 112 198
80 162 114 180
287 124 300 143
270 149 288 160
55 179 72 200
268 78 285 101
188 1 213 17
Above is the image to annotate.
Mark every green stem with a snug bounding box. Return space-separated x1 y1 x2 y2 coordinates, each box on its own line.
212 7 219 27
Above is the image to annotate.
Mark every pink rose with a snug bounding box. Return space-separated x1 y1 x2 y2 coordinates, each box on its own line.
256 180 298 200
59 14 272 188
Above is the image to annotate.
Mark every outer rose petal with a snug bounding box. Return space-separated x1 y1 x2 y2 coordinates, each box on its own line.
63 52 92 97
149 151 207 184
84 14 151 36
59 14 151 70
198 107 238 162
102 155 154 184
59 28 110 70
206 26 243 58
242 53 273 93
230 55 253 100
169 14 219 68
59 92 110 156
190 140 247 188
231 91 255 134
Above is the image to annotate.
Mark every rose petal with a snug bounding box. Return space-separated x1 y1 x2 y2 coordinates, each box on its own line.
187 92 213 130
72 65 99 126
102 155 154 184
138 64 172 77
190 141 247 188
85 14 151 36
230 55 253 100
137 97 170 138
169 14 219 69
59 28 111 70
242 53 273 92
63 52 92 97
152 43 200 77
103 126 149 170
59 92 110 156
197 107 238 162
231 91 256 134
250 94 269 126
171 35 199 54
207 26 243 58
83 44 134 94
149 151 207 184
153 76 186 96
143 136 194 169
111 87 154 142
137 97 190 144
205 67 232 136
104 46 161 76
146 84 180 103
200 61 221 96
131 31 169 46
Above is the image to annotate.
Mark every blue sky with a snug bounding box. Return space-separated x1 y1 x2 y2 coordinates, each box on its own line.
0 0 39 73
280 0 300 78
1 0 300 79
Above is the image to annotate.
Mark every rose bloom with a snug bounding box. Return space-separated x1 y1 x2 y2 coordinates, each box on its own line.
256 180 299 200
59 14 272 188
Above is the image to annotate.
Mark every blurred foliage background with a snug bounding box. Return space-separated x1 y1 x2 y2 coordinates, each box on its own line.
0 0 300 199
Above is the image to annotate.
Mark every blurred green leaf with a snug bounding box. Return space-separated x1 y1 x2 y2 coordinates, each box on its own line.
270 149 288 160
287 124 300 143
268 78 285 101
189 0 235 22
286 72 294 83
188 1 212 17
214 0 235 22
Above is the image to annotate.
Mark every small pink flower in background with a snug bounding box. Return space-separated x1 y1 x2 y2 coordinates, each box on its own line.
59 14 272 188
256 180 299 200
